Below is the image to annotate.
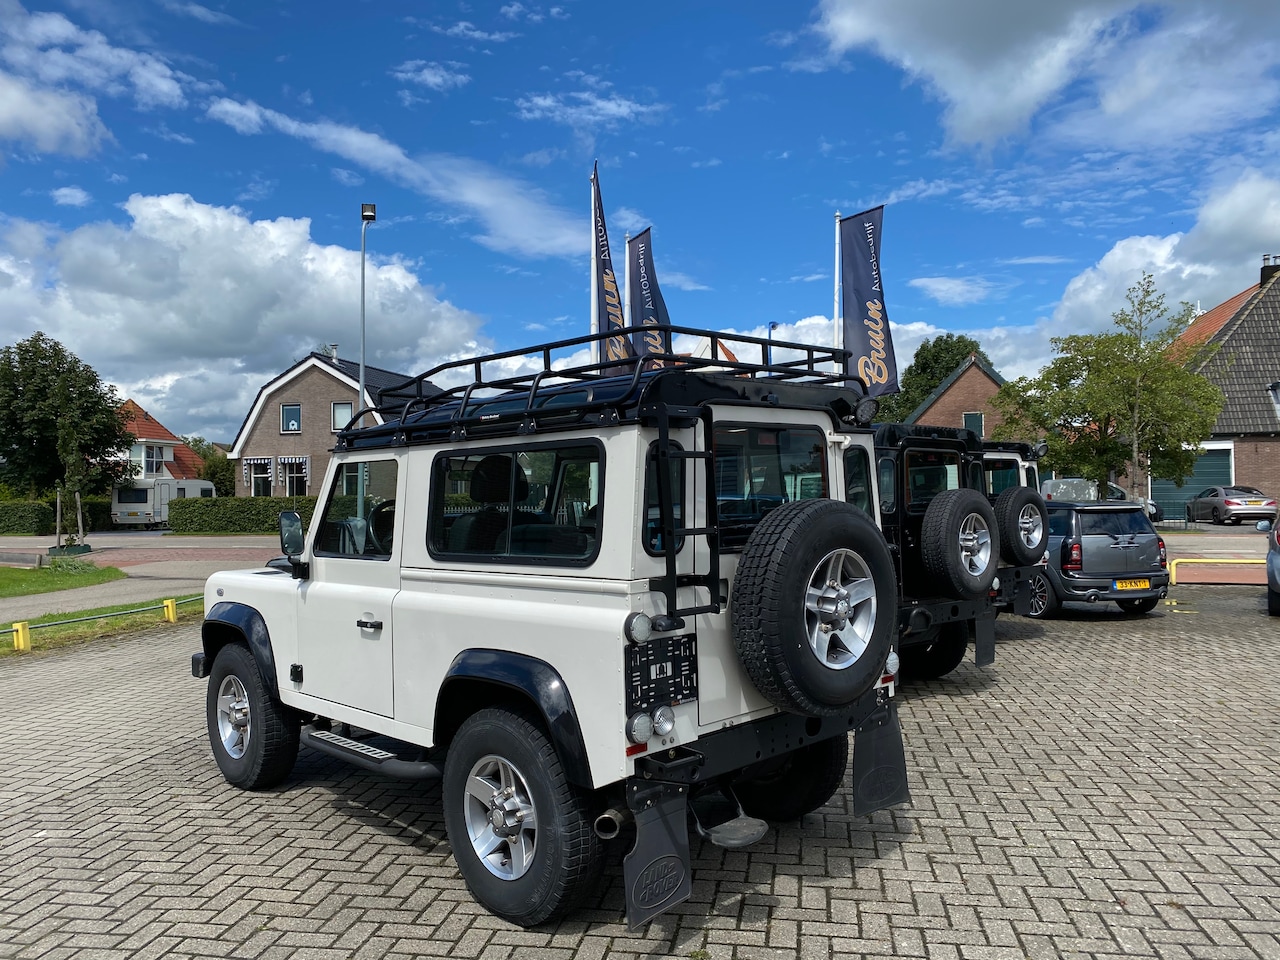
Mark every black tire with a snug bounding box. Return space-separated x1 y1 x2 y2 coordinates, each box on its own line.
993 487 1049 566
1212 507 1222 525
1026 569 1060 619
206 643 299 790
735 735 849 822
732 500 897 716
442 708 602 928
899 621 968 680
1117 597 1160 615
921 489 1000 600
1269 588 1280 616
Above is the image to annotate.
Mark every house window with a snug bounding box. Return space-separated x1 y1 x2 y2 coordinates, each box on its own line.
145 445 164 475
281 403 302 433
282 459 308 496
251 462 272 497
963 412 984 437
339 462 363 496
332 401 353 432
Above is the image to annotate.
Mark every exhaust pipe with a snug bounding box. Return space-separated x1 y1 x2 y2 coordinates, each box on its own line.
594 807 633 840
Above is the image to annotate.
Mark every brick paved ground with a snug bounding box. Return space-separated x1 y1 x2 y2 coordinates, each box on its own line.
1 586 1277 959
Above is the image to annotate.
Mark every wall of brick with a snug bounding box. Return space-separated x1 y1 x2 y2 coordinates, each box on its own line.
233 367 359 497
1232 437 1280 496
912 366 1005 437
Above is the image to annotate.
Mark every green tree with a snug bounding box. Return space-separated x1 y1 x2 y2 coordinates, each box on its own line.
182 435 237 498
0 332 133 498
876 333 992 422
992 273 1223 493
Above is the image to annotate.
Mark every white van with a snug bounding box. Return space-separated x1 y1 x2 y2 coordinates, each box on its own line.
112 477 215 527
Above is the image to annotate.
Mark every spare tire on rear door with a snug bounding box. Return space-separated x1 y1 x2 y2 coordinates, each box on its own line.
732 499 897 717
921 489 999 600
993 486 1049 567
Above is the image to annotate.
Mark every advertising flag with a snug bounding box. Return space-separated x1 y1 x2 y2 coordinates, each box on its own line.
626 228 672 368
591 162 634 370
839 206 899 397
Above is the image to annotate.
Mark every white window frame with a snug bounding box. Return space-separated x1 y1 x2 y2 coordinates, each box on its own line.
281 403 302 434
332 401 354 433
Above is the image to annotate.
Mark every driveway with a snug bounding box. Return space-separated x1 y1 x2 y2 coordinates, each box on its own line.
1 586 1277 958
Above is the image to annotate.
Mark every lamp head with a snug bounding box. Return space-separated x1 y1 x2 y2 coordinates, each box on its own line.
361 203 377 222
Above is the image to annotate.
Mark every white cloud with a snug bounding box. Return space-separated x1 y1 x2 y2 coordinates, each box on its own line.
158 1 240 26
1001 255 1070 265
515 90 665 129
691 158 722 169
610 206 648 235
391 60 470 92
0 194 485 440
662 270 709 292
331 167 364 187
882 178 955 206
0 68 107 155
50 185 91 206
909 276 998 305
432 21 518 42
205 98 583 258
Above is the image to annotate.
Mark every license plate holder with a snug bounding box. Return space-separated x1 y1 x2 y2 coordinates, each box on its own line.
1114 578 1150 590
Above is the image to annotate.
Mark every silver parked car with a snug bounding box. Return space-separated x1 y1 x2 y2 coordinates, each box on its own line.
1266 521 1279 616
1184 486 1279 525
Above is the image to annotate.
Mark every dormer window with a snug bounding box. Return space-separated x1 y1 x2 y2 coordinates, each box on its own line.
281 403 302 434
145 445 164 475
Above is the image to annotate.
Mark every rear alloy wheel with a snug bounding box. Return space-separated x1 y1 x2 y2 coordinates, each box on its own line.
733 500 897 716
993 487 1049 566
921 489 1000 600
1026 569 1060 620
900 621 969 680
1117 597 1160 615
1212 507 1223 525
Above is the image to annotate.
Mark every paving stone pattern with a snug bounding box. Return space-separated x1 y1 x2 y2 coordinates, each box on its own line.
1 586 1277 959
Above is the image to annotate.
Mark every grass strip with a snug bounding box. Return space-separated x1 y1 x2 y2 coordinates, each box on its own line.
0 563 127 598
3 593 203 657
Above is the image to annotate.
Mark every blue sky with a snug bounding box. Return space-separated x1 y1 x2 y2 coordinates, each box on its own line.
2 0 1279 441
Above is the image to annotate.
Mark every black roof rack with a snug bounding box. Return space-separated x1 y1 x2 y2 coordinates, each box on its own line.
338 324 871 448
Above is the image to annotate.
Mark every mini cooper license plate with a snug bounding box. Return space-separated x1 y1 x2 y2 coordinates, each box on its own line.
1114 578 1150 590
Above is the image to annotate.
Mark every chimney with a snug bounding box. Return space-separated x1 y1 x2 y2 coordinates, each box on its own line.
1263 254 1280 286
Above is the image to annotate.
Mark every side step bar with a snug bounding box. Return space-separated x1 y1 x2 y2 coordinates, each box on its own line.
300 725 443 781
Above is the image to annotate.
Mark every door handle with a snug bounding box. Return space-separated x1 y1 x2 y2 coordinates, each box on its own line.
356 619 383 630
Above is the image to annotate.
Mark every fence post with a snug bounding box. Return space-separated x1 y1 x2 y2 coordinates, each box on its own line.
162 599 178 623
13 622 31 652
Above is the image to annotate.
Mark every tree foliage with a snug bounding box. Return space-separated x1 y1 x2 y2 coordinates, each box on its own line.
877 333 993 423
0 332 133 499
182 434 237 497
991 273 1223 493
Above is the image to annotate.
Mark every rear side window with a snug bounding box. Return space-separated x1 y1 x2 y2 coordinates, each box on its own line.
643 441 684 554
843 446 873 516
713 424 826 549
1047 511 1072 538
1079 510 1153 537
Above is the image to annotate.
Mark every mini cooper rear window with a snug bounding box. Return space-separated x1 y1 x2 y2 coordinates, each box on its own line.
1079 510 1154 537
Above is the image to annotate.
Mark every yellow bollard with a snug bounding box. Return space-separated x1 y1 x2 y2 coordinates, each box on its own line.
162 599 178 624
13 622 31 652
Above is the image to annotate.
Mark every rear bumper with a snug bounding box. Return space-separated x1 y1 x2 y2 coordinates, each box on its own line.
1053 570 1170 602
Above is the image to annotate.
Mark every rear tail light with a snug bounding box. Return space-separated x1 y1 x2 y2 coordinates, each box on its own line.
1063 541 1082 572
1158 536 1167 568
1224 499 1242 507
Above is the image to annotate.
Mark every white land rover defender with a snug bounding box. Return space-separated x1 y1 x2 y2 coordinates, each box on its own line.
192 326 911 929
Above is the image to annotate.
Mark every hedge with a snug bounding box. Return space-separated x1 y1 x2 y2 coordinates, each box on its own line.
168 496 320 534
0 501 55 535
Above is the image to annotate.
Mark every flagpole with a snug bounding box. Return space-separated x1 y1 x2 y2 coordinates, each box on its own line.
624 232 631 328
833 210 842 372
590 169 599 366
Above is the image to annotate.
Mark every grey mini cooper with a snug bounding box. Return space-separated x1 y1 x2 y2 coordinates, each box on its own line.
1027 501 1169 619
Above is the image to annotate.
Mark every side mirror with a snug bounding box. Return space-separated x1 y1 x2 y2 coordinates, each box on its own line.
1258 520 1273 532
278 511 309 579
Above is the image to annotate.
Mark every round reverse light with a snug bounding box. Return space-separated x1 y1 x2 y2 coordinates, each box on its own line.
652 705 676 737
885 650 900 677
624 612 653 644
626 712 654 744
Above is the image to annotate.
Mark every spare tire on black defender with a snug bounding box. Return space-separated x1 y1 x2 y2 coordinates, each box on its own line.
993 486 1049 567
921 489 999 600
731 499 897 717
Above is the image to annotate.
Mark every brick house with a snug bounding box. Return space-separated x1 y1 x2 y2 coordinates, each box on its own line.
227 350 425 498
905 353 1006 438
113 400 214 523
1149 256 1280 516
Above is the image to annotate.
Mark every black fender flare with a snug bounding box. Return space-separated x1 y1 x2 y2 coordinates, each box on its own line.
202 602 280 699
436 650 593 789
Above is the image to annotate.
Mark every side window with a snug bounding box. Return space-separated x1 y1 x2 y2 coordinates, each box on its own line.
1047 511 1072 538
313 459 398 559
843 445 873 516
878 457 896 514
712 425 827 549
1026 465 1039 492
430 444 601 563
644 441 685 554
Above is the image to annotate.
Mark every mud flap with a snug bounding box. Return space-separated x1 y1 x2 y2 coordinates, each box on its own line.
973 614 996 667
852 700 911 817
623 781 693 929
1012 574 1032 617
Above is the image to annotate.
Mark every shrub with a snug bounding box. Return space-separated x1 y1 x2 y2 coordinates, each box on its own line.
0 501 54 535
168 496 320 533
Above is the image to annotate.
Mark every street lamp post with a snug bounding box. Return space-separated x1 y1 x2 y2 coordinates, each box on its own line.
358 203 376 519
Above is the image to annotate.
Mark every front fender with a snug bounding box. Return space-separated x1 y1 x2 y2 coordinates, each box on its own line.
202 602 280 699
437 650 592 788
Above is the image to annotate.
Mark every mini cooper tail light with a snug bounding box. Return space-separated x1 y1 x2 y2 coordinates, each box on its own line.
1158 537 1167 568
1064 542 1082 572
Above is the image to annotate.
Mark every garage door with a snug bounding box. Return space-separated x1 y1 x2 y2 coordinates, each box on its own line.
1150 448 1232 520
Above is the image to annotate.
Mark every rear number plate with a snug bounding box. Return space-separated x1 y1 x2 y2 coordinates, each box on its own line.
1115 578 1150 590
